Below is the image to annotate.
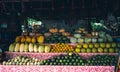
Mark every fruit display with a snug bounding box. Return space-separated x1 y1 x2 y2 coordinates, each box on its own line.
44 33 70 43
9 42 119 53
51 43 74 53
2 53 117 66
15 35 44 43
86 55 117 66
39 53 117 66
2 56 40 65
40 53 85 66
75 43 119 53
9 43 51 53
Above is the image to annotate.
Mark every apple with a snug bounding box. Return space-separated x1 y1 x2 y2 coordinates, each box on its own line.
100 43 106 48
115 48 119 53
75 48 80 53
86 48 91 53
106 43 111 48
81 49 86 53
98 48 103 53
92 48 97 53
111 43 117 48
94 43 99 48
103 48 108 53
89 44 94 48
83 44 88 48
117 43 120 47
109 48 114 53
76 44 82 48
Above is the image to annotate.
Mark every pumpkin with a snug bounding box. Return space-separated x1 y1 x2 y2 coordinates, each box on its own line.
49 27 58 33
59 29 65 33
37 35 44 44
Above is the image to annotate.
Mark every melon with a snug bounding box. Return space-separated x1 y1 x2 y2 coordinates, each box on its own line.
91 38 97 43
20 43 25 52
78 38 84 43
38 45 45 53
70 37 77 43
29 43 34 52
9 43 15 52
34 44 38 52
24 43 29 52
14 43 20 52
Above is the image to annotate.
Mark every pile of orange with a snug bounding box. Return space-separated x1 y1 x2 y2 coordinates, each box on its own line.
51 43 74 53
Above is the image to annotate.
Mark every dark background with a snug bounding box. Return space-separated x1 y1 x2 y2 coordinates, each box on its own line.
0 0 120 19
0 0 120 46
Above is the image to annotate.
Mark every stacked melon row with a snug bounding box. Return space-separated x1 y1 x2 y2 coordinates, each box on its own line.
9 43 51 53
9 42 120 53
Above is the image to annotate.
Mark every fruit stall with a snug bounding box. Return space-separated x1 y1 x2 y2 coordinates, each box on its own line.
0 18 120 72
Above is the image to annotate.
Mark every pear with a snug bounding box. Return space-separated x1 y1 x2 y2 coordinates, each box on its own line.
29 43 34 52
34 44 38 52
38 45 44 53
14 43 20 52
9 43 15 52
24 43 29 52
45 45 51 53
20 43 25 52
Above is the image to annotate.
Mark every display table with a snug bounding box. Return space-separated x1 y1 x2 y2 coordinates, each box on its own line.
5 52 118 60
0 65 115 72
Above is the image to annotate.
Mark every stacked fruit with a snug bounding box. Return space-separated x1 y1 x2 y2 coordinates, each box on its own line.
75 43 119 53
39 53 117 66
15 35 44 44
44 33 70 43
86 55 117 66
9 43 51 53
2 56 40 65
51 43 74 53
40 53 85 65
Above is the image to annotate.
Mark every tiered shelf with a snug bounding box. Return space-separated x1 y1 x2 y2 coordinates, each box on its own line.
5 52 118 60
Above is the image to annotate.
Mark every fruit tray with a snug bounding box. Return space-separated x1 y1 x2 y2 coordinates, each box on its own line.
0 65 115 72
5 52 117 60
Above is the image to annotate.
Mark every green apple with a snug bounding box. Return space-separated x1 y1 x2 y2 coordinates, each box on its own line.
100 43 106 48
117 43 120 47
115 48 119 53
111 43 117 48
109 48 114 53
86 48 91 53
77 44 82 48
103 48 108 53
106 43 111 48
98 48 103 53
81 49 86 53
92 48 97 53
83 44 88 48
94 43 99 48
75 48 80 53
89 44 94 48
